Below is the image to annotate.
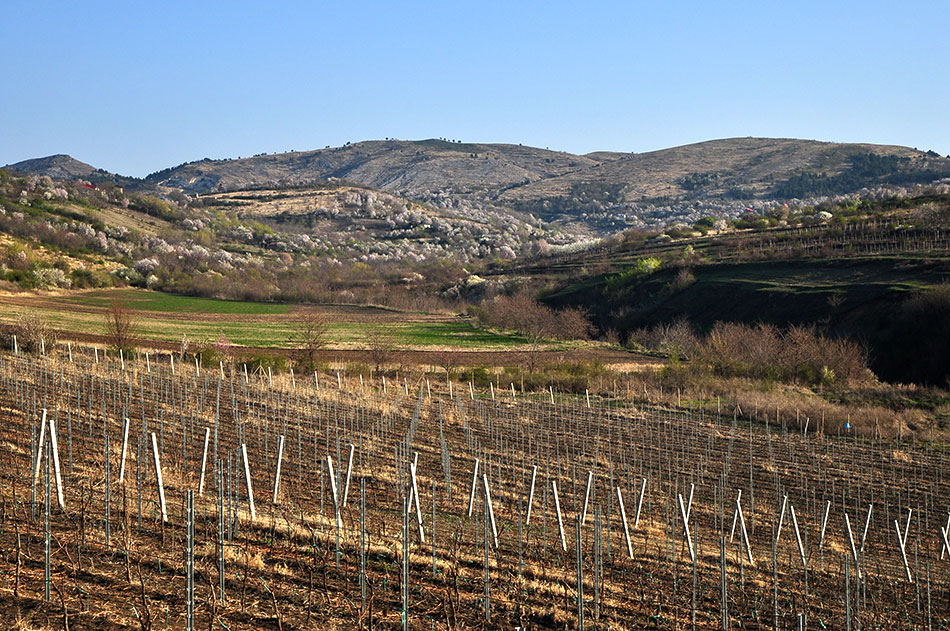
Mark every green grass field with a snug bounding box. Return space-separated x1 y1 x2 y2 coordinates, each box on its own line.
1 289 542 350
63 288 293 314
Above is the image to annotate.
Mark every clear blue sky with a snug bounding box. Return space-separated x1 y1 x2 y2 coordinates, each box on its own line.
3 0 948 177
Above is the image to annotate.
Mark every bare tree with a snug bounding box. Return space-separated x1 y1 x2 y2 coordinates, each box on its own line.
365 328 395 377
105 299 136 353
14 310 56 353
292 310 330 371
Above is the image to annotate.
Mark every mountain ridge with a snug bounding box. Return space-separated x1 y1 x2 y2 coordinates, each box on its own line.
7 136 950 234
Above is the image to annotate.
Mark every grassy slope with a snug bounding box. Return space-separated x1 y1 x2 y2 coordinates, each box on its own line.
545 256 950 380
0 288 538 350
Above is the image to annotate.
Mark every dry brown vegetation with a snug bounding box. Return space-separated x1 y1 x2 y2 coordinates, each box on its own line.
0 348 948 631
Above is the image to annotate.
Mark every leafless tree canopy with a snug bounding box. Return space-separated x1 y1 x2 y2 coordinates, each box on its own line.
13 310 57 353
365 328 396 376
476 293 592 342
292 311 330 371
105 299 136 352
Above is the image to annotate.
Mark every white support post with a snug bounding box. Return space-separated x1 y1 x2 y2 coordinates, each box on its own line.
685 482 695 522
844 512 861 579
940 525 950 560
326 455 341 533
68 342 72 363
469 382 474 400
48 416 65 510
941 513 950 560
677 493 696 564
118 418 130 484
489 382 494 401
894 519 914 583
525 465 538 525
789 504 807 569
818 499 831 552
634 477 647 527
151 432 168 522
860 503 873 553
272 435 285 504
410 461 425 543
198 427 211 495
241 444 256 522
33 409 48 484
552 480 567 551
170 354 174 374
342 444 355 507
145 351 149 373
581 470 594 525
616 486 633 559
730 490 743 543
737 497 755 566
467 458 480 517
482 473 498 549
776 495 788 546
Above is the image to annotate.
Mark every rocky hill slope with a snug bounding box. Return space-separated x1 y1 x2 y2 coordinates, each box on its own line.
7 137 950 235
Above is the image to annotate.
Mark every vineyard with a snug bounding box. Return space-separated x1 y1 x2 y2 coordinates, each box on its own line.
1 348 949 630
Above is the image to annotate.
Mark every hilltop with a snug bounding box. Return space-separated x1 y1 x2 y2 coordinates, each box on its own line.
8 137 950 236
5 154 102 181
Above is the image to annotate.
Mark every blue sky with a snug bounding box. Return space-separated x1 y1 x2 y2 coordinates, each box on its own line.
3 0 948 177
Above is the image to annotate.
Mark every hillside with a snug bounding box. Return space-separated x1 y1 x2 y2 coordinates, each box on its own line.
5 154 101 181
507 193 950 384
8 137 950 236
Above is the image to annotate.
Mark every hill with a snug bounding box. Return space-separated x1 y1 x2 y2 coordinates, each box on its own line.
143 137 950 231
494 192 950 385
8 137 950 236
5 154 102 181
